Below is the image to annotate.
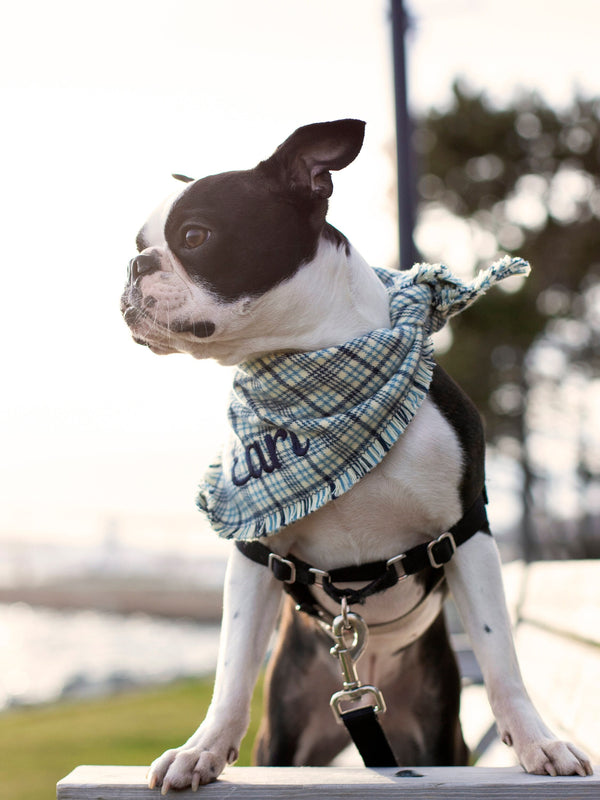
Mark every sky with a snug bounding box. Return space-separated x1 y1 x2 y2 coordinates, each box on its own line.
1 0 599 548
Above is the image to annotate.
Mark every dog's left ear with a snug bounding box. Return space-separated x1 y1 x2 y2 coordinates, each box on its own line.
172 173 195 184
263 119 366 199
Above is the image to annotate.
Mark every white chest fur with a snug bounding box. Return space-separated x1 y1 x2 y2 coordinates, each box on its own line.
273 396 463 566
269 395 464 634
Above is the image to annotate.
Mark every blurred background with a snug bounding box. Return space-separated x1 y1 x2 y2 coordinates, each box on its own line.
1 0 599 794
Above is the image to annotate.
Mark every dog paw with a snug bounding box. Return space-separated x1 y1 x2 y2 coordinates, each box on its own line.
515 738 593 777
147 737 239 793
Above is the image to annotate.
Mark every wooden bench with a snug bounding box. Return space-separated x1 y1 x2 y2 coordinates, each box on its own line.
57 764 600 799
57 560 600 798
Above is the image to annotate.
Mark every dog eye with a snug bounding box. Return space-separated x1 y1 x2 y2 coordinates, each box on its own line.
183 226 210 249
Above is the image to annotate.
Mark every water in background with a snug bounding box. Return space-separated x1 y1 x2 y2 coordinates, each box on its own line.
0 530 227 712
0 603 220 711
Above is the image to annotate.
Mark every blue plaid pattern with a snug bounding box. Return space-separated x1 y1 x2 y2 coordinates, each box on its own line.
197 256 530 540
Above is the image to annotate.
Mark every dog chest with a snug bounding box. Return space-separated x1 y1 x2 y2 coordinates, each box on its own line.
273 396 464 569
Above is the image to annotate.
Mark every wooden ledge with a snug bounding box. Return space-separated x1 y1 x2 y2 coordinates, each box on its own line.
57 765 600 799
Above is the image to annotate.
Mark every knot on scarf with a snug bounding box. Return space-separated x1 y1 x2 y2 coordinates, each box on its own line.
197 256 530 540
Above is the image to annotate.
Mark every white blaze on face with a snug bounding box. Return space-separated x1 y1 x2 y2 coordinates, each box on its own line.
138 193 178 250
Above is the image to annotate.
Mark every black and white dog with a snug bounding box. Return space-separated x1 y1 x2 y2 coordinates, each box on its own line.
121 120 592 791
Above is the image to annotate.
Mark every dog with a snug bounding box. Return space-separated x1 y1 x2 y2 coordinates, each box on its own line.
121 119 592 791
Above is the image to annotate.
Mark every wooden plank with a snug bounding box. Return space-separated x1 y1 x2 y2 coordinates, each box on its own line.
515 622 600 764
519 561 600 645
57 765 600 800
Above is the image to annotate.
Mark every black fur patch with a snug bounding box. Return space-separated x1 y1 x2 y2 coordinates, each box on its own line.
164 169 324 301
428 365 488 515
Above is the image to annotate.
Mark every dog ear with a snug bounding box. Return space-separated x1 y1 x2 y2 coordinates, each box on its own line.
172 173 195 183
264 119 366 199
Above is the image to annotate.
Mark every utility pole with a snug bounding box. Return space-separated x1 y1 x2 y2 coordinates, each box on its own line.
390 0 418 269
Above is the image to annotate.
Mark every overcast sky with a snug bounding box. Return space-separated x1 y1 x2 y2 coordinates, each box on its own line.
1 0 598 545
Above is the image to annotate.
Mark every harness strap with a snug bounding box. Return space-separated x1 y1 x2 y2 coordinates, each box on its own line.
235 490 489 605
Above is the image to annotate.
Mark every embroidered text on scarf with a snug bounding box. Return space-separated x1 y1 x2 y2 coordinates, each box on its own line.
197 256 530 540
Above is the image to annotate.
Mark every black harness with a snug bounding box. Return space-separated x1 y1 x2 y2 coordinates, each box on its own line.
236 490 489 609
235 489 489 768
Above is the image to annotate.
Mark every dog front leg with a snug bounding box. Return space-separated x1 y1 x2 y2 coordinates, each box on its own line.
147 545 283 793
445 533 592 777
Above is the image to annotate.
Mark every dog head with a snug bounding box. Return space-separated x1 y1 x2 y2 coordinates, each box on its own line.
120 119 365 364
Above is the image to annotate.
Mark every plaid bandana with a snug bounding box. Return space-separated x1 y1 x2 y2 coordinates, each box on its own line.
197 256 529 540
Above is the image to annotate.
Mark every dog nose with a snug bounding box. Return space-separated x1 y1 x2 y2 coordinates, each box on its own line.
129 251 162 281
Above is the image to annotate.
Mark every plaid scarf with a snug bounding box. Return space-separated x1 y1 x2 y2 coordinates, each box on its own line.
197 256 529 540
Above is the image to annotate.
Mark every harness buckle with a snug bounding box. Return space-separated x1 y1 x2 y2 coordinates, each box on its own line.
268 552 297 584
386 552 408 579
308 566 330 587
427 531 457 568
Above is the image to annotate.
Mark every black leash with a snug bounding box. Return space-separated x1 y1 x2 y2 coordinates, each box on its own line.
341 706 397 766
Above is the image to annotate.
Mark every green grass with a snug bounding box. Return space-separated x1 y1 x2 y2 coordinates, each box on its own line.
0 675 263 800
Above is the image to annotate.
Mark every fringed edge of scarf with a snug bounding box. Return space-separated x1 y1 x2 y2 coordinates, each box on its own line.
196 345 436 541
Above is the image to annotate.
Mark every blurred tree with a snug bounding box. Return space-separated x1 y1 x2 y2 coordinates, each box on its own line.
414 83 600 558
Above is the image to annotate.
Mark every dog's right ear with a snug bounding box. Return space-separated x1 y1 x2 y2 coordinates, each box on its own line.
261 119 366 200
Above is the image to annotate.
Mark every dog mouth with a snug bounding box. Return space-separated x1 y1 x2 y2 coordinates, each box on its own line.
169 320 216 338
122 304 216 343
